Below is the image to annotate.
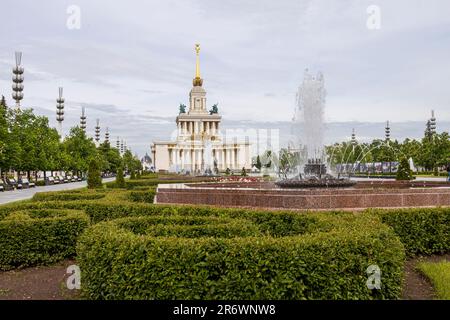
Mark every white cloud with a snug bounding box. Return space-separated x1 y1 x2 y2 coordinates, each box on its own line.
0 0 449 156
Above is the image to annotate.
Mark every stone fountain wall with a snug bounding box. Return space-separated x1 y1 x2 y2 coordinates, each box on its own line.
156 183 450 210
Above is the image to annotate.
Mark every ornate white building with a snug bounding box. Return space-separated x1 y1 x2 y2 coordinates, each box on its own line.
151 44 251 173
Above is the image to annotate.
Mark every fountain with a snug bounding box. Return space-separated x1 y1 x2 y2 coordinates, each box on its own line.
276 69 355 188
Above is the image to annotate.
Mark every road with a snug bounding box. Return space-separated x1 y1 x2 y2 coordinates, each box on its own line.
0 177 116 205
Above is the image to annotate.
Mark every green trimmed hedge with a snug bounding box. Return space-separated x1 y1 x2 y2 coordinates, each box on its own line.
0 209 89 270
128 190 156 203
368 208 450 256
77 212 405 300
32 191 106 202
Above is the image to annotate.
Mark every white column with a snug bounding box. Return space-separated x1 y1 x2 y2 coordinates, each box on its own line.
222 149 226 169
192 149 195 172
171 149 175 167
231 148 235 170
176 148 180 168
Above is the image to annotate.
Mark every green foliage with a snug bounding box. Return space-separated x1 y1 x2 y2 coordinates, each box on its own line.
278 148 299 178
0 209 89 270
127 190 156 203
87 158 103 189
62 127 98 175
368 208 450 256
396 157 413 180
130 170 136 179
32 191 106 202
115 167 126 188
241 167 247 176
225 167 231 175
417 261 450 299
77 212 404 299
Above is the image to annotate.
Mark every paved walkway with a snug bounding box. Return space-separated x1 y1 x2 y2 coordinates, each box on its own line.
0 177 116 205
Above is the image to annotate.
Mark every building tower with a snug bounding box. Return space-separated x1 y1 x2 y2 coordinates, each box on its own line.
56 87 64 137
385 120 391 142
120 139 124 154
80 107 87 132
351 128 357 146
12 51 24 109
116 137 120 150
105 127 110 143
94 119 100 145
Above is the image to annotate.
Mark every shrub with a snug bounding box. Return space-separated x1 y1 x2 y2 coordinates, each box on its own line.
115 167 126 188
32 191 106 202
396 157 413 180
128 190 156 203
130 170 136 180
0 209 89 270
87 158 103 189
77 212 404 300
368 207 450 256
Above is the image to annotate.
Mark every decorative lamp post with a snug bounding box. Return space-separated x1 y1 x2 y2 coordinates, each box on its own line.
56 87 64 137
430 110 436 134
351 128 357 146
95 119 100 145
80 107 87 132
12 51 24 109
385 120 391 142
105 127 110 143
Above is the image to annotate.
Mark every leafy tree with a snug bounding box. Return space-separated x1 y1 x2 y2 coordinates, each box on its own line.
87 157 102 188
98 141 122 173
0 96 9 178
62 126 97 176
396 157 413 180
278 148 298 178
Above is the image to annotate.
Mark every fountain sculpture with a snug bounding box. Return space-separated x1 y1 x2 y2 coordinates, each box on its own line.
276 69 355 188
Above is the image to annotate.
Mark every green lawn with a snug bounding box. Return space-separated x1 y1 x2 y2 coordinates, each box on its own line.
417 260 450 300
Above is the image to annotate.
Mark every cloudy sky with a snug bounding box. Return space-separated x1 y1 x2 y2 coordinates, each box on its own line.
1 0 449 156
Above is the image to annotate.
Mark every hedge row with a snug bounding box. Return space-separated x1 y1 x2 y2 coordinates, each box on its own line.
32 191 106 202
0 209 89 270
7 194 450 255
77 212 405 300
369 208 450 256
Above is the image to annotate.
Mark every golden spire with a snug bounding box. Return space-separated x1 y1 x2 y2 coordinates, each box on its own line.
193 43 203 86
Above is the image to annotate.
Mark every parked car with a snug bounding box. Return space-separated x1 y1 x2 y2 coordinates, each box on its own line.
2 179 13 191
6 178 22 190
60 176 69 183
19 177 35 188
45 176 55 185
0 181 4 192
